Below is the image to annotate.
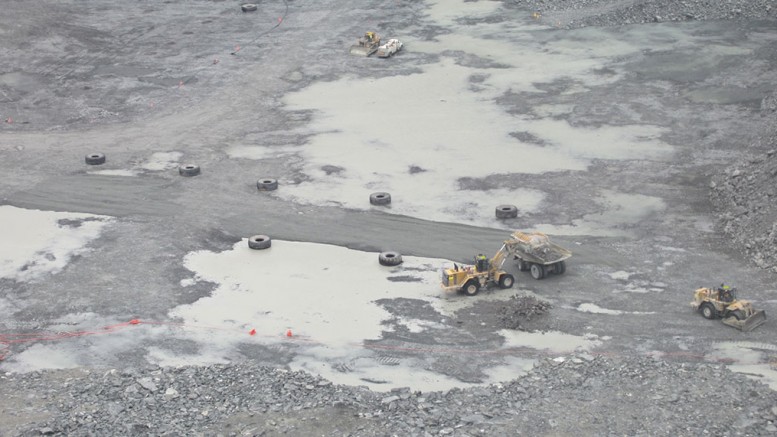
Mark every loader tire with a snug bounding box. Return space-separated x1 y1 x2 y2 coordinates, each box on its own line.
248 235 272 250
257 178 278 191
370 192 391 206
530 263 546 280
498 274 515 289
495 204 518 219
85 153 106 165
730 310 746 321
516 259 528 271
700 303 717 320
463 280 480 296
179 164 200 177
241 4 257 12
379 251 403 266
555 261 566 275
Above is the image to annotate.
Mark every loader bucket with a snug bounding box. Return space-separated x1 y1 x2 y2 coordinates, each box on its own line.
722 310 766 332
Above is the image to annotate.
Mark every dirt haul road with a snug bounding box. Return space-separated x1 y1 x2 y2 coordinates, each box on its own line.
0 0 776 435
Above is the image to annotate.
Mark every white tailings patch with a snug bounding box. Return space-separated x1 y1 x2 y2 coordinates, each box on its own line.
499 329 603 353
223 0 687 233
89 151 183 176
0 206 112 282
576 303 655 315
708 342 777 390
168 239 603 391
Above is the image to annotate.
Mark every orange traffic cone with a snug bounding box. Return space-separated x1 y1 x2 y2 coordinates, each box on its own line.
249 328 256 336
286 329 293 337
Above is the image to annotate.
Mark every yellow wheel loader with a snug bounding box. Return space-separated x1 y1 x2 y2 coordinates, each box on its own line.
440 230 573 296
690 285 766 332
349 32 381 57
440 245 515 296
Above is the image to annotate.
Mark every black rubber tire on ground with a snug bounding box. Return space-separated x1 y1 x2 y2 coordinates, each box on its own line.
378 251 403 266
555 261 566 275
85 153 106 165
495 204 518 219
241 4 257 12
700 303 717 320
179 164 200 177
530 263 546 280
257 179 278 191
248 235 272 250
370 192 391 206
462 280 480 296
498 274 515 289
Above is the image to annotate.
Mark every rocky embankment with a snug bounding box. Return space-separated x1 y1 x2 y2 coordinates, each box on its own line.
710 92 777 274
514 0 777 28
4 355 777 436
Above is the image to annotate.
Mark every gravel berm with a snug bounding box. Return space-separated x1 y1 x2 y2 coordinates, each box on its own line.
3 355 777 436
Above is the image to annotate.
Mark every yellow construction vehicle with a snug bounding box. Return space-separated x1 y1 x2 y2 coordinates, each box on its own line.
509 231 571 280
690 285 766 332
440 244 515 296
349 31 381 56
441 230 572 296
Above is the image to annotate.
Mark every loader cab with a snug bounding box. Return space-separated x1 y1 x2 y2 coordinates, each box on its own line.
717 285 736 302
475 254 489 272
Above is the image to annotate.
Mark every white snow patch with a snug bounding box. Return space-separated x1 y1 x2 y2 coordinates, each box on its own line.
534 190 666 237
498 329 603 353
609 271 632 281
576 303 655 315
273 19 674 230
709 342 777 390
657 246 687 252
140 151 182 171
89 169 138 177
0 206 113 282
169 239 548 391
2 344 81 371
173 240 445 349
396 318 445 334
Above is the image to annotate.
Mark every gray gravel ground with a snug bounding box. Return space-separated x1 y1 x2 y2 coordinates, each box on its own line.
4 355 777 436
2 0 777 436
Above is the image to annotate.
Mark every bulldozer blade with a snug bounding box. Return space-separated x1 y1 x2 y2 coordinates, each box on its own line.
349 45 377 57
722 310 767 332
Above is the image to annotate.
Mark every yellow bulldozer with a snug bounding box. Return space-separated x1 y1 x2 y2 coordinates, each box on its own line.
440 245 515 296
349 31 381 56
690 285 766 332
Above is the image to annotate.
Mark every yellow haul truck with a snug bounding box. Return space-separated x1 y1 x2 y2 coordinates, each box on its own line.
441 231 572 296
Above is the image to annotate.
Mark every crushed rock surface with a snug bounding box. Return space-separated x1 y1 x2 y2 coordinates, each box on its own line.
2 1 777 436
2 356 777 436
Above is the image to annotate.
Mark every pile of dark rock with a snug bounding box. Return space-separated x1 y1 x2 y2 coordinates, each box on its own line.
499 294 553 330
513 0 777 28
710 91 777 274
6 355 777 436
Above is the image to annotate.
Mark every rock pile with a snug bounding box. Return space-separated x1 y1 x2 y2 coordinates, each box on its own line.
5 355 777 436
499 295 553 330
514 0 777 28
710 92 777 274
